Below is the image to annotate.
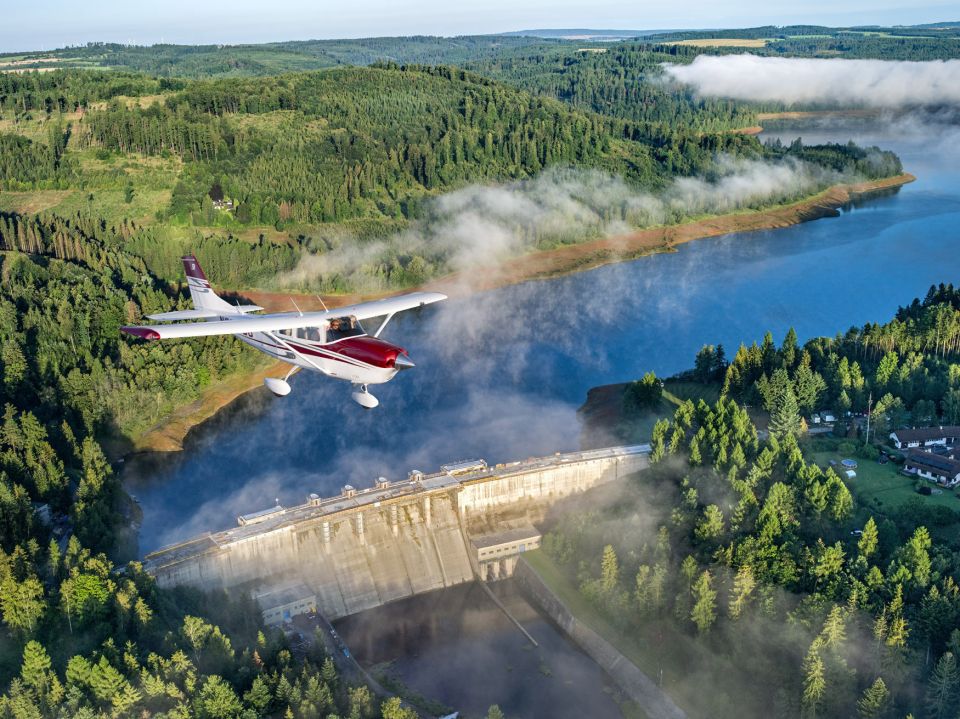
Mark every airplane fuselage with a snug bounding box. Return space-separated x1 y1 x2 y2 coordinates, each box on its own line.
235 326 405 386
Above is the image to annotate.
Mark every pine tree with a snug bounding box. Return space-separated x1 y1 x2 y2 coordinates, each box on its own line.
857 677 889 718
820 605 847 650
769 374 803 439
20 641 52 694
802 643 826 718
694 505 724 542
650 419 668 463
858 517 879 560
729 564 756 620
781 327 798 369
600 545 620 594
0 575 45 636
926 652 960 719
690 570 717 634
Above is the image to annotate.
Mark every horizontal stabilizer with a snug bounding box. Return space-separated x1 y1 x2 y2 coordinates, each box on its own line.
146 305 264 321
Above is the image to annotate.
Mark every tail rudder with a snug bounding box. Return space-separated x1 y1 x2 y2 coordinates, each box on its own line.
182 255 233 312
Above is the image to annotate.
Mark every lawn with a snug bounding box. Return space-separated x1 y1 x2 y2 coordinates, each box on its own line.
807 442 960 513
662 380 721 407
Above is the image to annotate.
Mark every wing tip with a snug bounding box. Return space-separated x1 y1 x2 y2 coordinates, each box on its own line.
121 326 161 341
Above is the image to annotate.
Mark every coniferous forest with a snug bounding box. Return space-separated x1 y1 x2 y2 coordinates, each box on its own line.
548 286 960 717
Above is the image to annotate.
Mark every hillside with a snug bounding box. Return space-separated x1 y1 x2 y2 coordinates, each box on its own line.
1 63 904 293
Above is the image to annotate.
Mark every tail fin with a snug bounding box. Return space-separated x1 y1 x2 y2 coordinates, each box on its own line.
182 255 234 313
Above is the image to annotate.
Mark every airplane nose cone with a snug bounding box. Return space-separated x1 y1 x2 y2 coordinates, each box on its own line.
394 354 416 371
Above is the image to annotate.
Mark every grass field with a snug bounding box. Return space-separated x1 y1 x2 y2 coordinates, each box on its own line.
0 190 74 214
807 443 960 513
807 440 960 544
662 380 721 406
671 38 768 48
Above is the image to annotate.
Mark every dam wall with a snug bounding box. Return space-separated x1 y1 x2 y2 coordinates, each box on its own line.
145 445 649 619
457 448 647 516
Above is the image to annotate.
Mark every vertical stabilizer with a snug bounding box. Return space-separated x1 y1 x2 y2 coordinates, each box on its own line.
182 255 234 312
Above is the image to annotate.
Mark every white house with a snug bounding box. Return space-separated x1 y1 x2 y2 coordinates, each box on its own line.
890 426 960 450
904 450 960 487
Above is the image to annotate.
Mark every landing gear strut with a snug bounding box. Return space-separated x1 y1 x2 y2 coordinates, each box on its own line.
351 384 379 409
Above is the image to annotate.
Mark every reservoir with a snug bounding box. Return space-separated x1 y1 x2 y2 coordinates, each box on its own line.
126 116 960 717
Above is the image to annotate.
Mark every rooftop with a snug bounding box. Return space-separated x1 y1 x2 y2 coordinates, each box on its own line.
470 524 541 550
892 426 960 443
906 449 960 476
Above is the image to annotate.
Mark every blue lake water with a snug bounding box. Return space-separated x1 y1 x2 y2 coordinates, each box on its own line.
127 118 960 552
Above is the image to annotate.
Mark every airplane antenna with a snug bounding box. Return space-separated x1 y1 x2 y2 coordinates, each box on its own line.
290 297 303 317
315 295 329 312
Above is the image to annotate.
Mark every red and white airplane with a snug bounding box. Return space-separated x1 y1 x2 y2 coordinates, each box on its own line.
121 255 446 408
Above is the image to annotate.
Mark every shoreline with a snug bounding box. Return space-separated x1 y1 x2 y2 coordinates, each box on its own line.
128 171 915 455
736 109 884 136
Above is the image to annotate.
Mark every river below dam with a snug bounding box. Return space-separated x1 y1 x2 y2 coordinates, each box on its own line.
125 116 960 718
334 580 627 719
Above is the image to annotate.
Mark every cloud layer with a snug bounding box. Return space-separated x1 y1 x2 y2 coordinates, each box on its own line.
276 158 843 294
665 54 960 108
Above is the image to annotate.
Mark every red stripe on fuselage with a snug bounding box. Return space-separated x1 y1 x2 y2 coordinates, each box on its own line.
246 333 405 369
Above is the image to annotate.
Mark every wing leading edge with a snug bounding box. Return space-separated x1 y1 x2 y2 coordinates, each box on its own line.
121 292 447 340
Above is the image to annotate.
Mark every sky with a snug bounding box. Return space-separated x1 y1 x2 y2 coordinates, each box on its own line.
2 0 960 53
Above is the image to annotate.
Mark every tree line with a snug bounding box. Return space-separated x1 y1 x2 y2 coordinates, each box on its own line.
689 284 960 439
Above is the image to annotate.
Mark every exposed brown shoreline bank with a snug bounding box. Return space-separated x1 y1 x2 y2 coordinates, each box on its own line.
130 172 915 454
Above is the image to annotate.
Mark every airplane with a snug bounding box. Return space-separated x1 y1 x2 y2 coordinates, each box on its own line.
120 255 446 408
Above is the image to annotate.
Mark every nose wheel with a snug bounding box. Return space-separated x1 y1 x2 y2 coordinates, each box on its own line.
351 384 379 409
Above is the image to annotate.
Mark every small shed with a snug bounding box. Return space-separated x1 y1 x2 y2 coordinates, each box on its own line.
255 583 317 626
845 469 857 479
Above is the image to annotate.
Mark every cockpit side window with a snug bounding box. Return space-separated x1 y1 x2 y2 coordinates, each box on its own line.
327 315 365 341
294 327 325 343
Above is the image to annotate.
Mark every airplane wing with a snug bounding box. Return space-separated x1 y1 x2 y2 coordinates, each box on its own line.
328 292 448 322
121 292 447 340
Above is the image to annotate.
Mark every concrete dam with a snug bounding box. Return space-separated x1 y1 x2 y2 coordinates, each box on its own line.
144 445 649 620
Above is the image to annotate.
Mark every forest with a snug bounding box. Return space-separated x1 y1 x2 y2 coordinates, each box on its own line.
6 23 960 76
645 24 960 60
539 287 960 718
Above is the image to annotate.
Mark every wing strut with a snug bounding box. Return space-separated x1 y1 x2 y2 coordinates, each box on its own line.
373 313 395 338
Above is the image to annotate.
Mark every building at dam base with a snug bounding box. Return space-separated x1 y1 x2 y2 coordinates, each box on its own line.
144 445 649 621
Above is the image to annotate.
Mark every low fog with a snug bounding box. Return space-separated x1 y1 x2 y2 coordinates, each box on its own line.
276 158 845 294
665 54 960 108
